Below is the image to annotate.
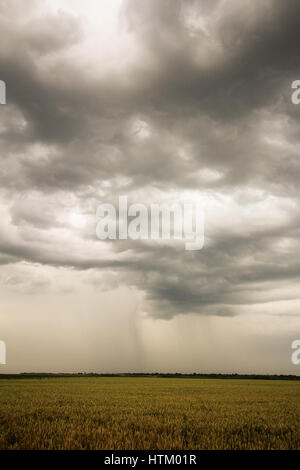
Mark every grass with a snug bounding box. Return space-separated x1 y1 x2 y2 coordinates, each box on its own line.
0 377 299 450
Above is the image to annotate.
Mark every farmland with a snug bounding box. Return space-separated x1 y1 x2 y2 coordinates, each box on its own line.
0 377 299 450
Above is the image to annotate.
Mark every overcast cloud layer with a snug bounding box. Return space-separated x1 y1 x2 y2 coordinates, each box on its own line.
0 0 300 373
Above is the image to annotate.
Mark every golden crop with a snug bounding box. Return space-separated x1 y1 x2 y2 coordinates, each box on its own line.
0 377 299 450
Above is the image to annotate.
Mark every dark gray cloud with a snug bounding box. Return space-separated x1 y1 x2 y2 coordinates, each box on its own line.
0 0 300 319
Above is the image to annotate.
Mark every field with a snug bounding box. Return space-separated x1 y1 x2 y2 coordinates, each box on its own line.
0 377 299 450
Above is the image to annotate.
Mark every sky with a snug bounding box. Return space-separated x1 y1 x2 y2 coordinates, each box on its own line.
0 0 300 374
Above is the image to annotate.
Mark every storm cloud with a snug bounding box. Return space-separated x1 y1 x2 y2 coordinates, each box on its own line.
1 0 300 325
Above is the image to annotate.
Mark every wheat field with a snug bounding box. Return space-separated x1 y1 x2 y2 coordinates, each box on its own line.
0 377 299 450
